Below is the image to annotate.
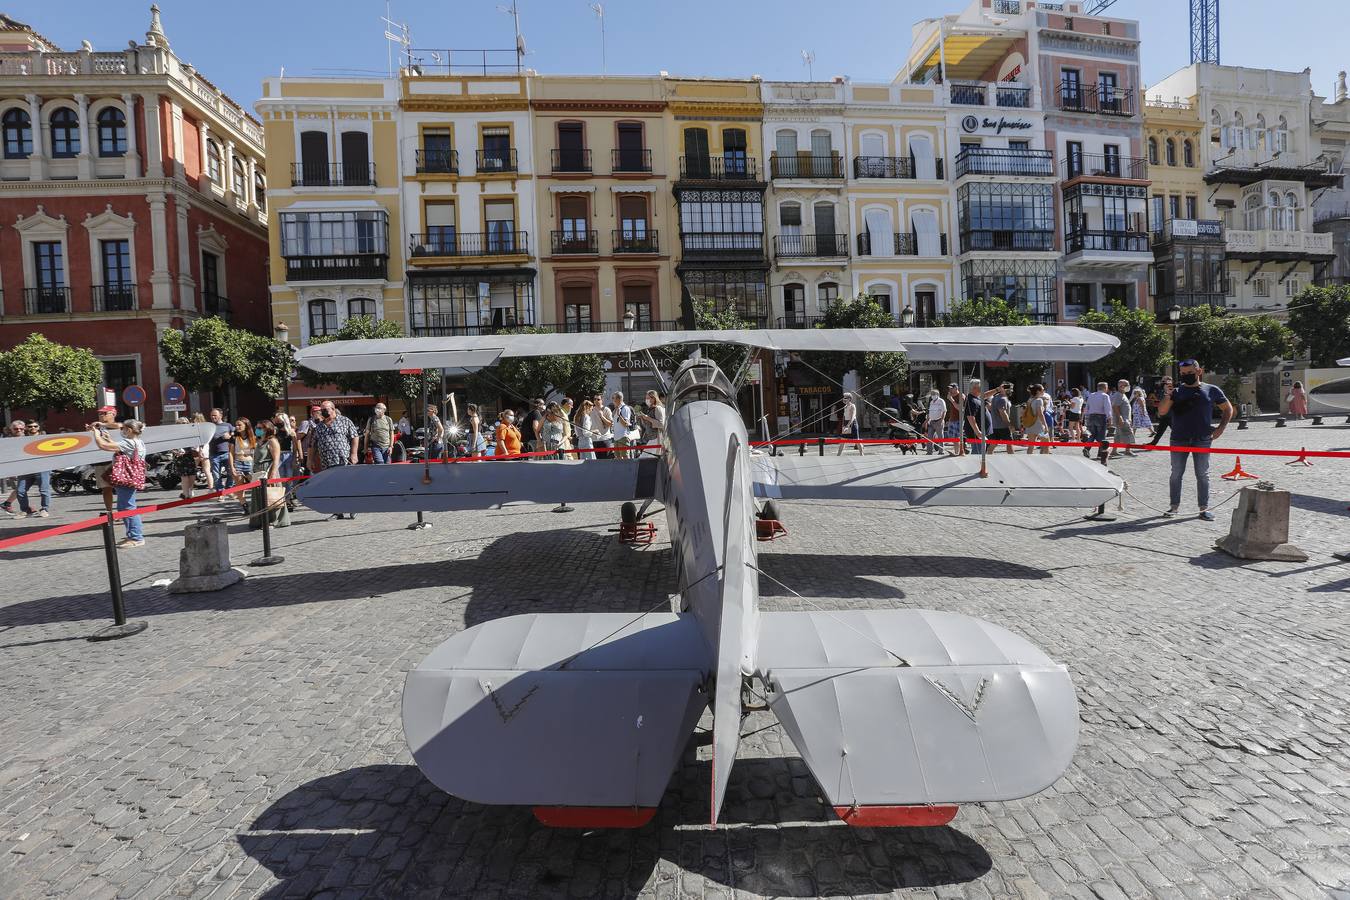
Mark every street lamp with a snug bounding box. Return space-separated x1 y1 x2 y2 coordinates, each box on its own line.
622 309 636 331
621 308 636 403
1168 304 1181 378
274 321 292 416
900 304 916 327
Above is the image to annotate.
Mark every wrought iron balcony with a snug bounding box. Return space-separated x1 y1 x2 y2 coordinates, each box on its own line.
1057 83 1136 117
954 147 1054 178
612 148 652 173
950 82 987 106
553 319 684 333
476 149 518 174
91 284 137 312
612 229 659 254
996 84 1032 108
777 315 827 329
677 155 759 182
285 255 387 281
551 148 591 173
1065 230 1151 254
959 229 1056 252
408 231 529 257
769 154 844 180
415 149 458 175
202 292 232 319
679 232 765 258
856 232 949 256
550 230 598 255
774 233 849 258
22 287 69 314
1062 152 1148 181
411 313 535 337
290 161 376 187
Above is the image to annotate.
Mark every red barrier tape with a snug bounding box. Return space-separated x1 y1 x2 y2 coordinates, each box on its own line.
750 436 1350 459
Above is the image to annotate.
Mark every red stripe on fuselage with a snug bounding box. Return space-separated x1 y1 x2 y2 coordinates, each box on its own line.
532 807 657 829
834 805 959 827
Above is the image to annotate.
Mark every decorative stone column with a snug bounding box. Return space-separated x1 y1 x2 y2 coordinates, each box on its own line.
141 92 164 176
75 93 92 179
224 139 237 206
26 93 45 180
246 155 258 214
197 119 210 186
121 93 140 179
147 190 173 308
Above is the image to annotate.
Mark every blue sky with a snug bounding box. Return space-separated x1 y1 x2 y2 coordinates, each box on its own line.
9 1 1347 111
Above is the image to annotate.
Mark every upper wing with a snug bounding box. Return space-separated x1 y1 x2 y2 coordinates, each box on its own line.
0 423 216 479
403 612 710 819
893 325 1118 363
753 452 1122 508
297 457 662 513
756 609 1078 817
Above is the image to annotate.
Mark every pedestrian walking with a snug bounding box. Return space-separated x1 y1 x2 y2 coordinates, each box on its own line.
495 409 523 458
519 399 546 453
1066 388 1085 444
228 416 256 496
541 402 567 458
13 421 52 518
837 392 862 455
1084 382 1112 462
1111 380 1136 458
273 413 296 477
207 408 235 490
1131 387 1153 437
465 404 487 456
573 399 598 460
1158 359 1234 521
308 401 361 519
247 419 289 529
0 419 24 515
944 384 964 447
172 416 202 500
591 393 613 457
90 419 146 549
638 391 667 449
364 403 394 464
610 392 635 459
1288 381 1309 420
1022 384 1051 453
424 404 445 460
924 389 945 454
1149 377 1174 446
988 383 1015 454
962 380 986 456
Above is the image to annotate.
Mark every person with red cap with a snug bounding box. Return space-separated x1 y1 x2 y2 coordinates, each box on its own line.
88 405 120 513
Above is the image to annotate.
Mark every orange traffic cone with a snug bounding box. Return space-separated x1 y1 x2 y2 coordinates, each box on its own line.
1285 447 1313 467
1221 456 1258 480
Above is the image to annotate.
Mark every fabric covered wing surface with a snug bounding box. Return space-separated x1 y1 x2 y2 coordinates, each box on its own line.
753 453 1122 507
757 610 1079 806
404 613 711 808
0 423 217 479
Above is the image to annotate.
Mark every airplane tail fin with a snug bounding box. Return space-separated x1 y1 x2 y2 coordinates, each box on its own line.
755 609 1078 826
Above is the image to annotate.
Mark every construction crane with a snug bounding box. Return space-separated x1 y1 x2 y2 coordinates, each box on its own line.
1082 0 1220 65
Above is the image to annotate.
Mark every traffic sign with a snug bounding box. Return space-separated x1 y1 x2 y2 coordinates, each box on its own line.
122 384 146 406
164 382 186 403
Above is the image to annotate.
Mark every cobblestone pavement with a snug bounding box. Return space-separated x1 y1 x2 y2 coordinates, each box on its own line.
1 422 1348 899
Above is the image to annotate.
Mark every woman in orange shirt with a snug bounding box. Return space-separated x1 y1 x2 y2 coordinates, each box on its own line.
494 409 523 458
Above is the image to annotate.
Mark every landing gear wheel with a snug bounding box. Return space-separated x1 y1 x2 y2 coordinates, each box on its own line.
758 500 781 522
620 501 639 525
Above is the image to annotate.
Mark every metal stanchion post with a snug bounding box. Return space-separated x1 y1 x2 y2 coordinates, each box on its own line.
410 378 432 531
250 477 285 567
817 436 825 457
89 511 148 641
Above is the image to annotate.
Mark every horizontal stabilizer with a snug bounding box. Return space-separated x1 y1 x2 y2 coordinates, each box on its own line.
0 423 216 479
757 610 1078 808
298 457 661 513
753 452 1121 508
403 613 711 810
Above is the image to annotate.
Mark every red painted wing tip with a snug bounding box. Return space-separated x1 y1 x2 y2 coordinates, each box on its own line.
833 804 959 828
532 807 657 829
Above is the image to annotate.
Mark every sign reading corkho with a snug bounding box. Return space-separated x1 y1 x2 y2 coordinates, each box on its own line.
961 115 1034 135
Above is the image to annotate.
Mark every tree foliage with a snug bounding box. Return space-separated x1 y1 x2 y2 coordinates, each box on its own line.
1077 301 1172 384
160 317 291 401
1286 284 1350 368
0 333 103 420
468 326 604 407
798 294 907 397
298 316 438 408
940 297 1047 393
1175 306 1292 377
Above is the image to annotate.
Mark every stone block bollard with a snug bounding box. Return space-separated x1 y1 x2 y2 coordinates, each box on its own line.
168 518 247 593
1215 483 1308 562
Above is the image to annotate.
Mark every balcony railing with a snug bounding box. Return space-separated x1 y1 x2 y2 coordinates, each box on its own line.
202 292 231 320
408 231 530 257
612 229 659 254
554 319 684 333
415 149 458 174
996 84 1032 108
954 147 1054 178
552 148 591 173
612 148 653 173
290 161 376 187
678 155 759 181
285 255 388 281
1065 230 1151 254
950 82 987 106
959 229 1056 252
856 232 949 256
773 233 849 258
992 0 1022 12
1153 218 1225 243
769 154 844 180
1057 83 1136 117
855 156 909 179
679 233 765 257
1062 152 1148 181
91 284 137 312
551 230 598 255
1225 230 1334 257
777 315 827 329
22 287 70 314
411 314 534 337
476 149 518 174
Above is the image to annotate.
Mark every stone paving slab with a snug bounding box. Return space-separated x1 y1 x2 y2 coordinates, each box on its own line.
0 422 1348 898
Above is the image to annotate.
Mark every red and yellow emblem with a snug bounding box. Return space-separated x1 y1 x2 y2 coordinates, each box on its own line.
23 435 92 455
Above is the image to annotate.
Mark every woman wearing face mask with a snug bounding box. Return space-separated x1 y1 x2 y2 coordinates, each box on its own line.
542 402 566 459
495 409 523 458
248 419 289 529
924 389 945 454
273 413 296 478
229 416 256 491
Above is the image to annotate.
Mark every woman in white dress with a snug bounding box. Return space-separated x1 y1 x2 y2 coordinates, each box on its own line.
572 399 597 460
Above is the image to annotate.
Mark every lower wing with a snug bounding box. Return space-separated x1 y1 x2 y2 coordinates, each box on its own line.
403 612 710 826
756 609 1078 825
753 452 1122 507
298 457 662 513
0 423 216 479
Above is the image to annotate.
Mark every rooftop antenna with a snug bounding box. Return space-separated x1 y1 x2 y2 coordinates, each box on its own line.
801 49 816 82
381 1 411 76
498 0 526 69
590 4 606 77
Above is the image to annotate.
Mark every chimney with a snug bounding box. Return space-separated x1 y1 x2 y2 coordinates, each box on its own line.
1337 71 1348 103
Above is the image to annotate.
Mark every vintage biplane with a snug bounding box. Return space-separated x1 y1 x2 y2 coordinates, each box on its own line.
295 326 1123 829
0 423 216 480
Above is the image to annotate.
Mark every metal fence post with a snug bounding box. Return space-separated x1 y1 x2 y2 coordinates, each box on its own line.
88 510 148 641
250 477 285 567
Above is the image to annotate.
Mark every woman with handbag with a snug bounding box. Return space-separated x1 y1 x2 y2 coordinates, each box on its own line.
90 419 147 548
248 420 289 529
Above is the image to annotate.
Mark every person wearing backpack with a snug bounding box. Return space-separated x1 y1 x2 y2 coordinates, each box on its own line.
1022 384 1051 454
90 419 147 548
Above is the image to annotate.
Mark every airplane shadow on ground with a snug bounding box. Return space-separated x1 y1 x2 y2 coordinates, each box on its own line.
235 762 993 899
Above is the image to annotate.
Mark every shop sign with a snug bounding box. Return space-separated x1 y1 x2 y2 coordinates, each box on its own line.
961 114 1034 135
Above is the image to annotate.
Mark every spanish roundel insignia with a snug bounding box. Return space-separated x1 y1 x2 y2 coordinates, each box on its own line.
24 435 92 455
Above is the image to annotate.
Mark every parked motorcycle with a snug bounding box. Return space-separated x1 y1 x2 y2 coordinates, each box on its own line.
52 466 100 495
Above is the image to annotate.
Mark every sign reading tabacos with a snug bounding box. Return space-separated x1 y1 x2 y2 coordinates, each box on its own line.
961 115 1034 135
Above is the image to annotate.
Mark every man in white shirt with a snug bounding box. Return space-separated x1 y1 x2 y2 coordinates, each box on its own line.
610 392 634 459
1083 382 1113 462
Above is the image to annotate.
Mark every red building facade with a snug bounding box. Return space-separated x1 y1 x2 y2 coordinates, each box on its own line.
0 8 269 427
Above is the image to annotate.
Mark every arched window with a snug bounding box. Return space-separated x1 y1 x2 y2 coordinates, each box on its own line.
348 298 376 320
50 107 79 158
206 139 222 182
1244 193 1264 231
1275 115 1289 152
1164 138 1176 166
2 107 31 158
1285 191 1300 230
1233 111 1245 149
308 299 337 337
1268 191 1283 230
96 107 126 157
816 281 839 311
1182 139 1194 167
254 172 266 212
1147 137 1158 165
1210 108 1223 146
782 283 807 324
231 157 246 196
1255 113 1268 151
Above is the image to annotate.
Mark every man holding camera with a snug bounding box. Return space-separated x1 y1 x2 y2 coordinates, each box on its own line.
1157 359 1233 521
307 400 361 519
